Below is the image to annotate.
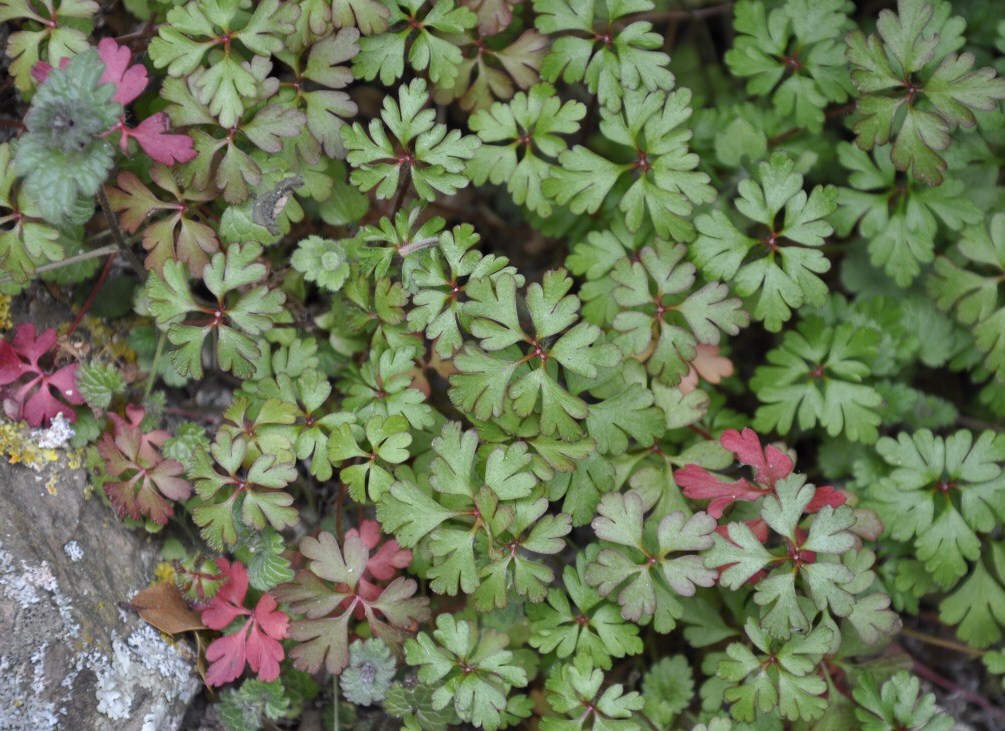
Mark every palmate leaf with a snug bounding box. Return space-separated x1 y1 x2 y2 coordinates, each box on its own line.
534 0 674 112
853 670 954 731
611 240 747 386
586 491 717 632
928 213 1005 384
147 242 285 379
845 0 1005 184
528 547 643 670
541 654 644 731
468 83 585 216
750 316 883 443
868 428 1005 587
405 614 528 731
725 0 853 131
353 0 477 87
0 0 97 92
832 143 981 287
450 269 621 439
693 152 836 331
341 78 481 201
275 530 430 676
545 87 714 241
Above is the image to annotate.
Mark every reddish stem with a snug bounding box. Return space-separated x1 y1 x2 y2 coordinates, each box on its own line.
66 253 115 337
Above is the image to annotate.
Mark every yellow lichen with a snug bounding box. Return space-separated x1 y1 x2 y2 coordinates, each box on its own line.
0 423 60 469
0 295 11 331
154 561 177 585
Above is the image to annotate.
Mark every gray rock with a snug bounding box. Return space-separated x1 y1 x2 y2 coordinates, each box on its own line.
0 419 199 731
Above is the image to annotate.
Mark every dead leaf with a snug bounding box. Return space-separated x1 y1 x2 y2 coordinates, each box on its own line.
126 582 206 635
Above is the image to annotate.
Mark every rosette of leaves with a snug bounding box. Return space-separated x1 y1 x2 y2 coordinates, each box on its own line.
275 525 430 675
449 268 622 439
13 48 120 224
189 430 298 550
341 77 481 201
146 242 286 379
831 143 982 286
845 0 1005 184
725 0 854 132
404 614 529 731
148 0 300 127
0 323 83 426
540 653 644 730
467 84 585 217
692 152 837 331
533 0 674 112
749 315 883 443
353 0 477 88
545 87 714 241
378 422 571 608
866 429 1005 647
609 240 748 386
340 638 397 706
928 212 1005 385
407 222 520 358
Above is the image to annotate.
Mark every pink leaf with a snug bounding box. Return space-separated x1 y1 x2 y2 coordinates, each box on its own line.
123 113 197 165
97 38 148 105
805 485 848 513
720 428 793 488
675 465 765 519
201 559 251 630
0 324 82 427
205 630 249 687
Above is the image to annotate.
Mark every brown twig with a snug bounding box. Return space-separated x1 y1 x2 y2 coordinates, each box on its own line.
98 184 147 280
900 626 985 658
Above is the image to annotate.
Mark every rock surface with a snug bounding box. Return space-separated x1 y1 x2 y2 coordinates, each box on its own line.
0 419 198 731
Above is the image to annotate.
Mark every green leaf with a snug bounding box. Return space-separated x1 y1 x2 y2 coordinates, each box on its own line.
693 152 836 331
611 241 747 385
541 654 644 731
342 77 480 201
852 670 954 731
468 83 585 216
751 316 883 443
76 362 125 411
546 88 714 240
846 0 1005 184
405 614 528 731
641 655 694 727
939 542 1005 649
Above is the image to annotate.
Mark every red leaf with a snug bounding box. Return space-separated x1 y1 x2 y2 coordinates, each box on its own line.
805 485 848 513
200 559 288 687
720 428 793 488
0 324 83 427
675 465 764 519
121 113 197 165
99 406 191 525
96 37 148 105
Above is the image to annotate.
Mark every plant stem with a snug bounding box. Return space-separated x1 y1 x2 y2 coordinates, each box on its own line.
98 184 147 280
900 626 985 657
332 675 340 731
0 244 119 286
908 655 1005 725
391 170 412 216
144 330 167 402
66 253 115 338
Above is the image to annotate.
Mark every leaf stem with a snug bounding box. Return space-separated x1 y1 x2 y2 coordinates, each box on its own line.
908 654 1005 725
899 626 985 657
333 674 340 731
144 329 167 402
0 243 119 286
66 252 116 338
98 184 147 281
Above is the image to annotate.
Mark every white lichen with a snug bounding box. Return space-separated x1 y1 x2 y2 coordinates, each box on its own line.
32 413 75 450
62 541 83 563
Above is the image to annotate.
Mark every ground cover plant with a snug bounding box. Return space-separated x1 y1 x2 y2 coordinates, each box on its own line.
2 0 1005 728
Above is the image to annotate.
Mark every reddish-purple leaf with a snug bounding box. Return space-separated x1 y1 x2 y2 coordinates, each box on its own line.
0 323 83 427
720 428 793 488
675 465 764 519
121 113 197 165
97 37 148 105
200 560 289 686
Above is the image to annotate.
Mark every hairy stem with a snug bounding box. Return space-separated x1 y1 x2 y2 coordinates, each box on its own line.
0 243 118 286
98 184 147 280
